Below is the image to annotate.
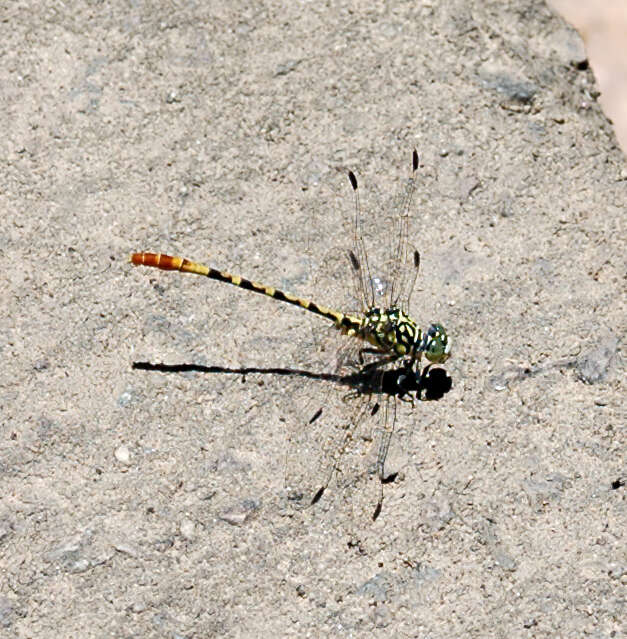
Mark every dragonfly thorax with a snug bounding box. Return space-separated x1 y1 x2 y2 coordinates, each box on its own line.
359 307 451 364
360 306 420 358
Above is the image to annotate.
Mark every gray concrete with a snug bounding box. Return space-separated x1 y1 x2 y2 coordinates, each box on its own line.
1 1 624 637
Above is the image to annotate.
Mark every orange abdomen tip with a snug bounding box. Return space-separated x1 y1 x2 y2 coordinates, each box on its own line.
130 252 183 270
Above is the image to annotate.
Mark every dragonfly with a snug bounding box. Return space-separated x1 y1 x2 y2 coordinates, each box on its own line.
130 150 451 519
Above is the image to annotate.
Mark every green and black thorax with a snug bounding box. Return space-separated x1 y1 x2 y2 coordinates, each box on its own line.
335 304 450 365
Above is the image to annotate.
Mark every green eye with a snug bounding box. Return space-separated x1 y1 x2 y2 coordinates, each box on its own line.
423 323 451 363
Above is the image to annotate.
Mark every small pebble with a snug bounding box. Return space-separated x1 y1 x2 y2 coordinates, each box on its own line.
114 445 131 465
180 518 195 540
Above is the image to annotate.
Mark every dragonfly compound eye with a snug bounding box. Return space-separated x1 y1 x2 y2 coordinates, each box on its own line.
424 323 451 363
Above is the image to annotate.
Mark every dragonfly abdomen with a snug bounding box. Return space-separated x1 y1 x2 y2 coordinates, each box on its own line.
130 252 362 331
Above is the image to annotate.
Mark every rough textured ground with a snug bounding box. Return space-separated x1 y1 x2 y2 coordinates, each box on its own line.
1 1 624 637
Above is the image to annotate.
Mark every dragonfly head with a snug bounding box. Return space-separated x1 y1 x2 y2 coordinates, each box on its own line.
421 322 451 363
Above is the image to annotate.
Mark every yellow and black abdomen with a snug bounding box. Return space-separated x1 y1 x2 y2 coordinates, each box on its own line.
130 252 363 332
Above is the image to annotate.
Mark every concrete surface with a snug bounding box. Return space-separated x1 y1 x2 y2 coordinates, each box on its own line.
1 0 624 637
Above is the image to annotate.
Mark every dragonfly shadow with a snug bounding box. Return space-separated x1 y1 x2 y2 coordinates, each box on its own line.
132 359 452 520
131 360 452 401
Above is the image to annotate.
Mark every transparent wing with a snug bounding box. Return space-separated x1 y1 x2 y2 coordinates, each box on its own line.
283 243 385 521
387 149 420 309
348 169 376 312
282 355 390 524
346 150 422 312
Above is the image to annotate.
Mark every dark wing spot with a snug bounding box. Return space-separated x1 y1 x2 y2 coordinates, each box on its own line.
349 250 360 271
